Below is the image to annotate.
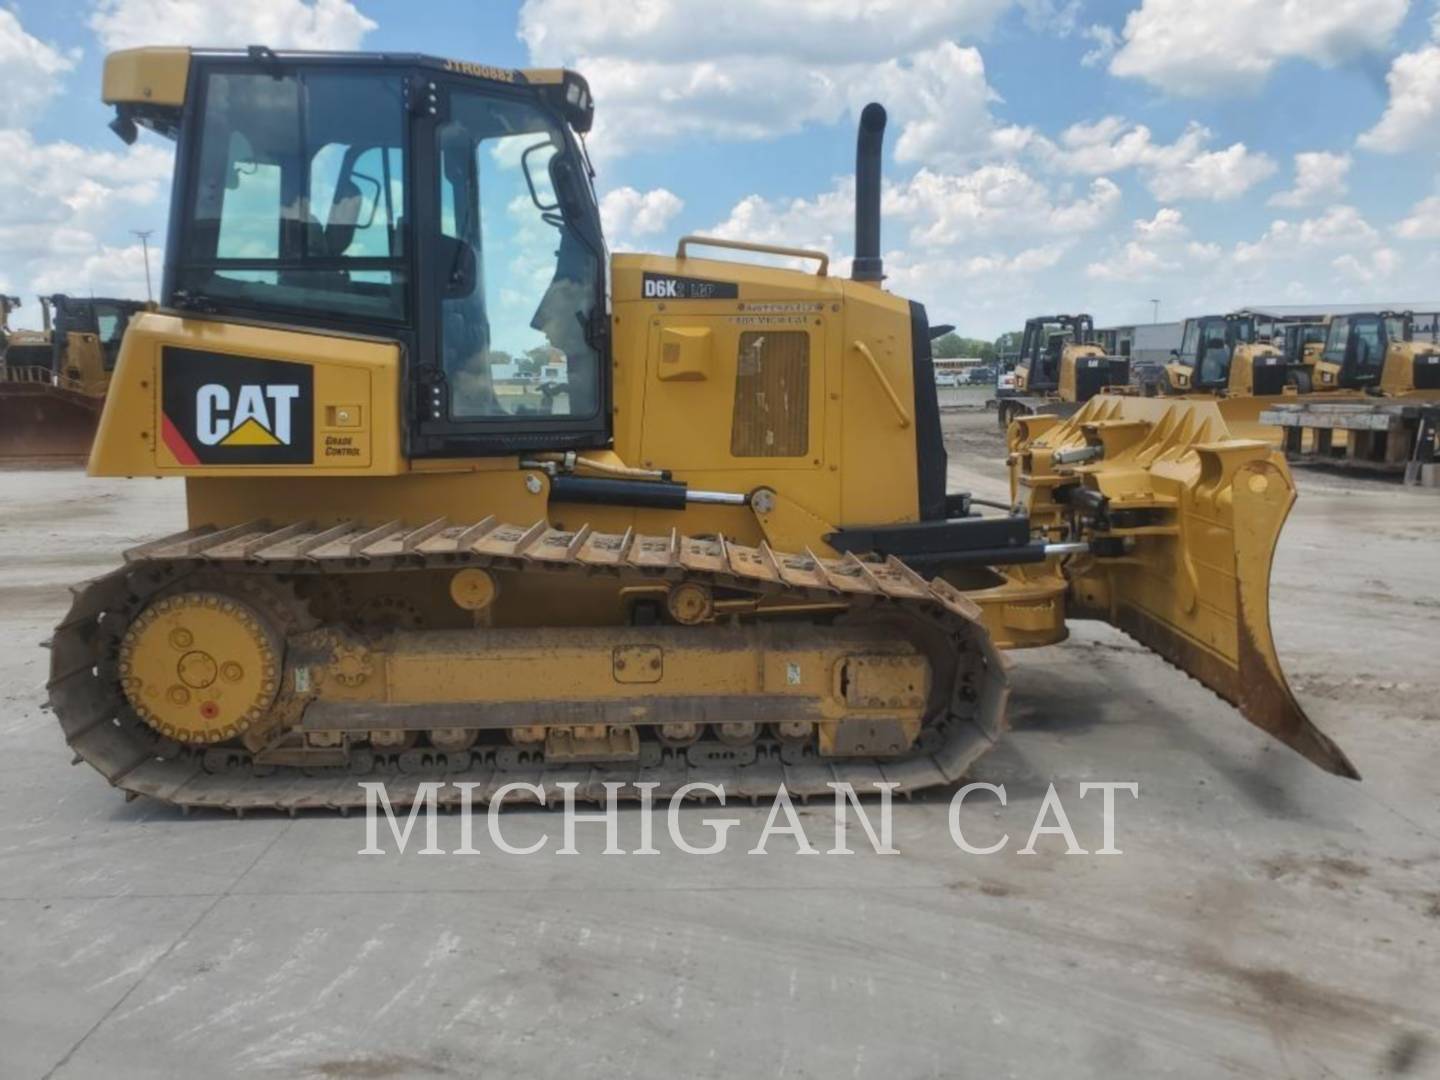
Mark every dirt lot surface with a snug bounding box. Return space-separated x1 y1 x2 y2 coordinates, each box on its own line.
1 407 1437 1079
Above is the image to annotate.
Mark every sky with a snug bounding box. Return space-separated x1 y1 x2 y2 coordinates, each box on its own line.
3 0 1440 336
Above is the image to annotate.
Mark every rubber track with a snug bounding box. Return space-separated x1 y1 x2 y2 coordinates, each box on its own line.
48 518 1010 814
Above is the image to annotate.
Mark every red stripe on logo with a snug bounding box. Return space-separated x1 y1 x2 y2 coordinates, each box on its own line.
161 414 200 466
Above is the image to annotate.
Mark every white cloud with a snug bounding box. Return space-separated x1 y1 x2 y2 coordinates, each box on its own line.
1231 204 1380 270
1017 0 1082 35
1269 151 1352 207
0 10 79 127
1133 207 1188 242
0 128 172 323
564 43 1007 164
1043 117 1209 173
1332 247 1399 286
519 0 1010 66
1079 24 1119 68
854 43 1001 168
702 162 1118 280
1083 207 1217 281
599 186 684 249
1147 142 1277 201
1086 241 1176 282
1394 194 1440 239
889 167 1120 246
518 1 1009 161
1109 0 1408 97
90 0 377 51
1358 45 1440 152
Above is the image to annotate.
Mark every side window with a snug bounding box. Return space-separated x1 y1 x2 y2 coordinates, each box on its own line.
731 331 809 457
1353 318 1383 373
180 71 408 322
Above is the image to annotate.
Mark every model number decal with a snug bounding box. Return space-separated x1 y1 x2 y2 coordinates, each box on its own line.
642 273 739 300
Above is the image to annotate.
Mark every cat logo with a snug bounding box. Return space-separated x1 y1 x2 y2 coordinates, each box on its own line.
196 384 300 446
161 348 314 466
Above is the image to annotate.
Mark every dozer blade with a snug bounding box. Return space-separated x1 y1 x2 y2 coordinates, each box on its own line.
0 381 103 465
1012 395 1359 780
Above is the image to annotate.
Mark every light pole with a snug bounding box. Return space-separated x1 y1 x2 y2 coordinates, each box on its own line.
1150 298 1160 324
131 230 154 302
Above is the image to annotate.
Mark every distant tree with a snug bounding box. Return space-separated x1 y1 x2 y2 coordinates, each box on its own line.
932 332 966 359
934 332 998 362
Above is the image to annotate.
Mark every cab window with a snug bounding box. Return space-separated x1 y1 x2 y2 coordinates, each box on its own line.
178 69 408 323
436 90 602 422
1351 317 1384 377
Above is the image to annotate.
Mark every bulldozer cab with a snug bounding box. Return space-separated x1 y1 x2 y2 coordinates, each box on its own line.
1167 315 1236 392
1279 320 1327 387
1015 314 1091 393
122 48 607 458
1166 314 1284 395
47 295 146 382
1314 312 1426 391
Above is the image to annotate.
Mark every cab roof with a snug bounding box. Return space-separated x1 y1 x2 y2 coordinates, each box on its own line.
103 47 593 137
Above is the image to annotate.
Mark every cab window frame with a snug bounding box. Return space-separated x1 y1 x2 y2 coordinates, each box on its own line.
405 74 611 456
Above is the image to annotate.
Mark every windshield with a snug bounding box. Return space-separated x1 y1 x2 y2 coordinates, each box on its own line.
438 89 602 421
178 69 408 322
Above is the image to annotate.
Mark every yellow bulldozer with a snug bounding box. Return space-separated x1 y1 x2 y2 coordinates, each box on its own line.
1160 313 1295 398
994 313 1130 429
46 46 1356 813
0 293 146 463
1306 310 1440 396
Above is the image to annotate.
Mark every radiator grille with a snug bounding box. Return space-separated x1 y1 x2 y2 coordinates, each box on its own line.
730 331 809 457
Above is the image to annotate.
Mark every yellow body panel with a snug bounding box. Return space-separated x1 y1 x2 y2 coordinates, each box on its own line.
91 259 931 549
1057 343 1105 401
102 47 191 107
91 312 405 478
1380 342 1440 397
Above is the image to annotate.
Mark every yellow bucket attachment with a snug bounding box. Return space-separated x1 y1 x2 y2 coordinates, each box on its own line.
1011 395 1358 780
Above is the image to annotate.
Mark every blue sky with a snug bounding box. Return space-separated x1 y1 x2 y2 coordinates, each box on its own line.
4 0 1440 336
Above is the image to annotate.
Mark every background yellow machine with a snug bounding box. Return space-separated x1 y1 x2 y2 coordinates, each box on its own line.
46 47 1356 812
0 293 146 463
995 314 1129 429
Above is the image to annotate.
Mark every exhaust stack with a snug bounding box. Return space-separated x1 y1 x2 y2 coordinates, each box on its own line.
852 102 886 283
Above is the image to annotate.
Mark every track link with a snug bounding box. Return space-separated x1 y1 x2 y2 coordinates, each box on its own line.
49 518 1009 813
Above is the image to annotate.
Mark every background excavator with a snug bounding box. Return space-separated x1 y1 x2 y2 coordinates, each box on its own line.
46 46 1356 813
994 313 1129 429
0 293 146 463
